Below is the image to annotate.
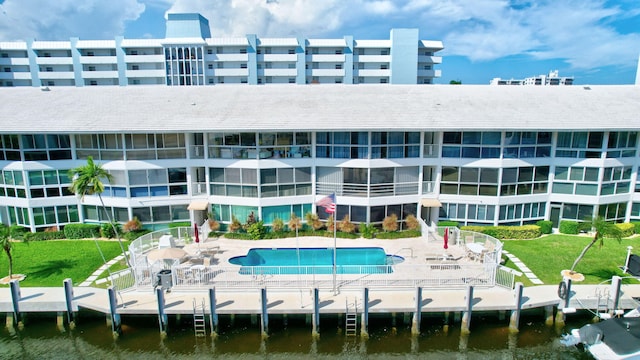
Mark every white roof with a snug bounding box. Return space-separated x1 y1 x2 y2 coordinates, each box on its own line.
161 37 206 45
257 38 299 47
0 42 27 50
32 41 72 49
205 38 248 46
307 39 347 47
354 40 391 48
420 40 444 50
0 85 638 133
120 39 163 47
75 40 117 49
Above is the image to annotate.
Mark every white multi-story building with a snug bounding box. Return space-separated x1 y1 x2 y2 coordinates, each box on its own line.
1 84 639 233
0 13 443 87
490 70 574 86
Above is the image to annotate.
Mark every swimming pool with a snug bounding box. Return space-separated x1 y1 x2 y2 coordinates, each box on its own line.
229 247 404 275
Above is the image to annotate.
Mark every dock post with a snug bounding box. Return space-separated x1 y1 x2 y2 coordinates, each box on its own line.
544 305 554 326
461 285 474 334
610 275 622 315
260 287 268 339
443 311 450 333
63 278 75 330
108 286 122 339
361 287 369 339
555 277 572 326
9 279 22 329
311 288 320 338
509 282 524 332
208 287 218 338
411 287 422 336
155 287 167 338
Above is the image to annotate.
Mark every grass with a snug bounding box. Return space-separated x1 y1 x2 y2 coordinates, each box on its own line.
501 234 640 285
0 239 129 287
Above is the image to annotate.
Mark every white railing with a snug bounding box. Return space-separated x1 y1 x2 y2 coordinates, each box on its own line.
129 227 194 266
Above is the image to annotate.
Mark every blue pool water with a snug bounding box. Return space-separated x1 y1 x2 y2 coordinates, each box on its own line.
229 247 404 275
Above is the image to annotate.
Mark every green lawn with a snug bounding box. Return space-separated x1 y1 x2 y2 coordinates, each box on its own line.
0 240 129 287
501 234 640 285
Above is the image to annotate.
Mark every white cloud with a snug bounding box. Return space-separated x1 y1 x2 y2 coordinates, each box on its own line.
0 0 145 41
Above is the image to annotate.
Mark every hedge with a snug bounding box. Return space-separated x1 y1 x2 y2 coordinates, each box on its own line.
437 221 460 228
63 223 101 239
632 221 640 234
460 225 541 239
615 223 635 238
375 229 421 239
124 229 151 241
9 225 29 240
23 231 66 241
536 220 553 235
559 220 580 235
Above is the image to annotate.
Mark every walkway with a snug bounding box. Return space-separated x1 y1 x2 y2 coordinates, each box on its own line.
501 249 544 285
78 253 127 287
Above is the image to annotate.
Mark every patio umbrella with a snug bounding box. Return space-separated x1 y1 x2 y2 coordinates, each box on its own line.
194 222 200 244
443 227 449 249
147 247 187 262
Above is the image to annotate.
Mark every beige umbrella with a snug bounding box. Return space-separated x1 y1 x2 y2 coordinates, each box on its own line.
147 247 187 262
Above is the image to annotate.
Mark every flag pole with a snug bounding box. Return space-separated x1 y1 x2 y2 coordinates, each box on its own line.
333 212 337 295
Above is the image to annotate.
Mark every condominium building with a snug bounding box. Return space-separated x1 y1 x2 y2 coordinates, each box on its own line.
0 13 443 87
1 84 639 233
490 70 574 86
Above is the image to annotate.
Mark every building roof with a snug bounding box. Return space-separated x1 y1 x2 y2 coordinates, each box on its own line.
0 85 638 134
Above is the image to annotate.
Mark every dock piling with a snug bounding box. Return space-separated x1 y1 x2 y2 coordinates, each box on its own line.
411 287 422 336
208 287 218 337
260 287 268 339
361 287 369 339
610 276 622 315
312 288 320 338
63 278 75 330
108 286 122 338
9 279 22 329
155 287 167 337
461 285 474 334
509 282 524 332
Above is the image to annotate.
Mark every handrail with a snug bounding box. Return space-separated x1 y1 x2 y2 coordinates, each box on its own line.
393 247 414 258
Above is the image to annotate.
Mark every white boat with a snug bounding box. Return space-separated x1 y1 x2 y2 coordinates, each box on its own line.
562 308 640 359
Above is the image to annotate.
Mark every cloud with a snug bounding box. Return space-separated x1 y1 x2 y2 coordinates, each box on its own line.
0 0 145 41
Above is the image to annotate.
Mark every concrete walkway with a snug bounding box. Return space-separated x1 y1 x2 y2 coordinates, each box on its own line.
501 249 544 285
78 254 127 287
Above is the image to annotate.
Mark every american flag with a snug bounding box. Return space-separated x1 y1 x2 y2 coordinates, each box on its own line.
316 193 336 214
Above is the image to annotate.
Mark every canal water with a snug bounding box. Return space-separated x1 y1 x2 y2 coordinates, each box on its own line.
1 311 594 359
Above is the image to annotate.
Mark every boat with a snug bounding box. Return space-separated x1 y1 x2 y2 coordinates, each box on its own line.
561 307 640 359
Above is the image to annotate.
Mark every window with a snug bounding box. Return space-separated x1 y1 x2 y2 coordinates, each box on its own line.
335 64 342 69
240 63 247 69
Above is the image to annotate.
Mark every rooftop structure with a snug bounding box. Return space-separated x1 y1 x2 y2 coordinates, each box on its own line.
490 70 574 86
0 13 443 87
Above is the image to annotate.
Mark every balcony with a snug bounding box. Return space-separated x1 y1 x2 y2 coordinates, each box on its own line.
211 68 249 76
82 70 118 79
417 69 437 77
353 55 391 62
126 69 165 78
124 54 164 63
0 72 32 80
260 68 297 77
0 58 29 66
36 57 73 65
354 69 390 77
305 54 346 62
205 53 248 62
306 69 345 77
39 71 75 79
259 54 298 62
418 55 442 64
80 56 117 64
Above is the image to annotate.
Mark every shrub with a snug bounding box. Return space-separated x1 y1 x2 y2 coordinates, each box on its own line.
229 216 242 233
246 221 266 240
123 229 151 241
536 220 553 234
326 215 335 232
123 217 143 233
382 214 398 232
559 220 580 235
168 222 190 228
615 223 635 238
100 222 121 239
272 217 285 233
23 231 66 241
305 212 323 231
460 225 541 239
631 221 640 234
359 223 377 239
64 223 101 239
404 214 420 231
437 220 460 228
338 215 356 234
375 229 421 239
288 213 302 232
9 225 29 240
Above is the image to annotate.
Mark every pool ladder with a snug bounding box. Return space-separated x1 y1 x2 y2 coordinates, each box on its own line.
345 298 358 337
193 298 207 337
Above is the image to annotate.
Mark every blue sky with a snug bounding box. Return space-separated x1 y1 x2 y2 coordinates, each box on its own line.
0 0 638 84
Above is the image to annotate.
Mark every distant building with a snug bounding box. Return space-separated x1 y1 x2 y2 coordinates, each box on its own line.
490 70 573 86
0 13 443 87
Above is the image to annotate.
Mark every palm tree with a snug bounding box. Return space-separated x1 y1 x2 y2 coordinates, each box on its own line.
69 156 130 266
0 226 15 279
569 216 623 273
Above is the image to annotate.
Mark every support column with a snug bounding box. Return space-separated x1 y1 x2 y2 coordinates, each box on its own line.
361 288 369 339
461 285 474 334
544 305 554 326
555 278 572 327
209 288 218 338
9 280 22 329
155 287 167 338
610 276 622 315
312 288 320 338
411 287 422 336
260 288 268 339
509 282 524 332
63 278 75 330
108 286 122 339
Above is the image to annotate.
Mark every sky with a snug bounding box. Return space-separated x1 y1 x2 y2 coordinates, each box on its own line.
0 0 638 85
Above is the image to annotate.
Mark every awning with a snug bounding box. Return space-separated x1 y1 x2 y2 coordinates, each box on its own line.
187 200 209 211
420 198 442 207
